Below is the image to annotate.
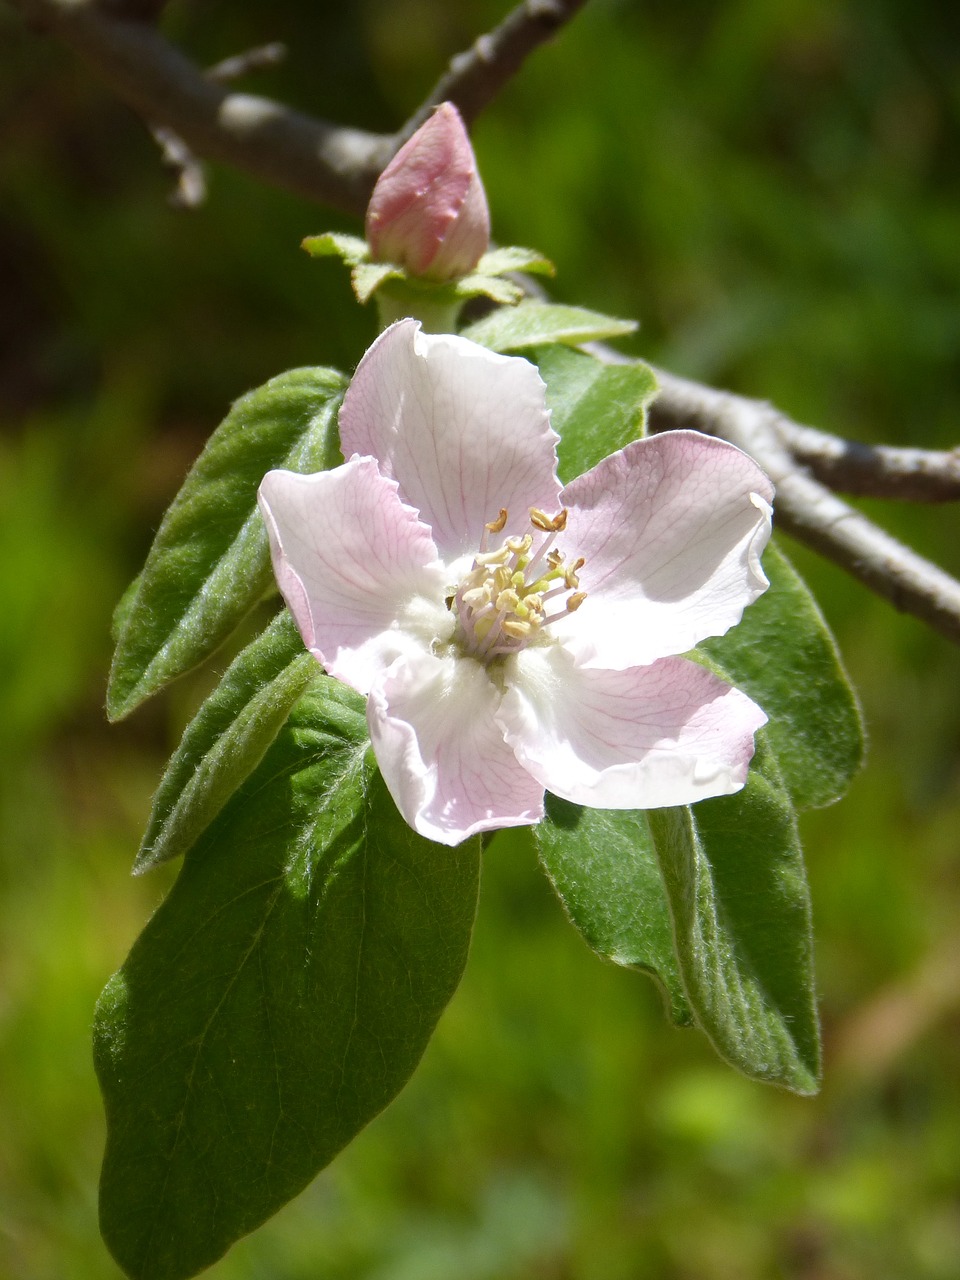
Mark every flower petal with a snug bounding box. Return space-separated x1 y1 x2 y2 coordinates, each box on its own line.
556 430 774 667
339 320 563 562
498 645 767 810
367 647 545 846
258 461 449 695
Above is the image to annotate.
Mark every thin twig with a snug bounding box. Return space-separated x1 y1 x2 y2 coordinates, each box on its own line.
402 0 589 137
648 369 960 645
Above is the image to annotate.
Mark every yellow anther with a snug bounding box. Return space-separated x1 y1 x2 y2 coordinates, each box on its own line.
506 533 533 556
566 592 587 613
502 617 539 639
485 508 509 534
530 507 568 533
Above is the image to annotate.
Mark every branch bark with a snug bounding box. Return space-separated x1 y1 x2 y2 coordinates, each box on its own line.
777 421 960 503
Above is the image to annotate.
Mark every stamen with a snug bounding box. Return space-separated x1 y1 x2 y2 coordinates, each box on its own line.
452 507 588 659
479 507 509 554
506 533 533 558
529 507 568 533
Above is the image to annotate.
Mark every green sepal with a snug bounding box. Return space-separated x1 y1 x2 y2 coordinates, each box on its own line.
107 367 346 722
96 681 481 1280
647 736 820 1095
531 344 658 482
302 226 555 322
353 260 404 304
535 800 691 1025
702 541 864 810
462 300 637 353
474 246 555 277
134 609 317 874
300 231 369 265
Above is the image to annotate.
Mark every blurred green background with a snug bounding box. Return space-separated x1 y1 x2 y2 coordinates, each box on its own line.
2 0 959 1276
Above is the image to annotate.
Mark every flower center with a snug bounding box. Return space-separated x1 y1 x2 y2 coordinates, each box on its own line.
451 506 586 660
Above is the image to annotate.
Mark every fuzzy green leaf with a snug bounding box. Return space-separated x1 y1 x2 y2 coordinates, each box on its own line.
647 737 820 1094
531 344 658 482
96 681 480 1280
535 799 691 1025
107 367 346 721
134 610 316 873
703 541 864 809
462 301 637 354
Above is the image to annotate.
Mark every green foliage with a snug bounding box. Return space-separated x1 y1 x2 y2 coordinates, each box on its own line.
461 300 636 351
107 368 346 722
96 681 480 1280
703 543 865 810
134 609 316 872
538 737 819 1096
532 344 659 481
536 801 691 1025
646 739 819 1095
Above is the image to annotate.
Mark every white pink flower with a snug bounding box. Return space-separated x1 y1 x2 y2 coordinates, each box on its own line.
258 320 774 846
365 103 490 282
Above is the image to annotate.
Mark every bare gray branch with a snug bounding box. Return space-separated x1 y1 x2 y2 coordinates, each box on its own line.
778 421 960 503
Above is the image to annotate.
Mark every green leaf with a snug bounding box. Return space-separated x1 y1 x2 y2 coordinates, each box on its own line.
702 541 864 809
134 610 316 874
462 301 637 353
647 737 820 1094
107 367 346 722
474 246 555 276
110 571 141 643
96 680 481 1280
531 344 658 482
535 798 691 1025
300 232 369 265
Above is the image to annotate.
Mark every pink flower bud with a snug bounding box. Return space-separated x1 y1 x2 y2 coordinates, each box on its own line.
365 103 490 282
